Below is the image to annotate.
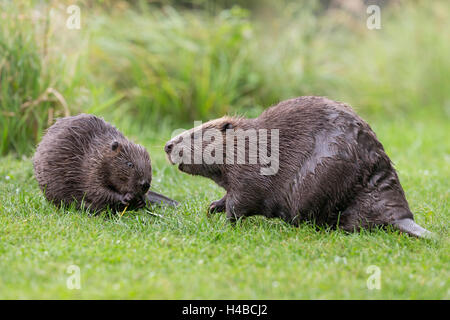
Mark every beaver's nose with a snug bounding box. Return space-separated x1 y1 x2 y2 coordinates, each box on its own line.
141 181 150 193
164 141 174 154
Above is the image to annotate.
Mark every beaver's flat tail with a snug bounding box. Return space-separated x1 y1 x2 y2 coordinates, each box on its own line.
146 190 179 208
393 218 435 239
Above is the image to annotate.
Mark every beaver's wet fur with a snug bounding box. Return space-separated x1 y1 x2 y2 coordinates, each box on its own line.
34 114 152 212
165 96 433 238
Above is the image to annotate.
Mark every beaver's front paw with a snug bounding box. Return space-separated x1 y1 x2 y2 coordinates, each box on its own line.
133 195 146 209
120 193 134 206
208 198 226 215
122 194 146 211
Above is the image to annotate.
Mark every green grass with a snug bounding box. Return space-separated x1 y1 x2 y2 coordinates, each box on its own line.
0 112 448 299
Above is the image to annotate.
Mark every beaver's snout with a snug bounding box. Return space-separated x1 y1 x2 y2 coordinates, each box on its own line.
165 135 185 165
164 141 174 154
140 180 150 194
164 140 175 165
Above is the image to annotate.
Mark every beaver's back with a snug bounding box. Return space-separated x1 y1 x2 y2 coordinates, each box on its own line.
251 96 394 225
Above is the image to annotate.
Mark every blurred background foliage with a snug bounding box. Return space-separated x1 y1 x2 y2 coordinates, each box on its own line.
0 0 449 155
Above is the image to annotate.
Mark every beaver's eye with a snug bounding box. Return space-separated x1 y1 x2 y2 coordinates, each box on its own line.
126 161 134 168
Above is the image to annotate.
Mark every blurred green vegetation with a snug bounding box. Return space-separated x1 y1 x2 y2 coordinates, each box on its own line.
0 0 449 155
0 1 57 156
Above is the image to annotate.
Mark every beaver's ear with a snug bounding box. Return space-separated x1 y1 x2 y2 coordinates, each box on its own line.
221 122 233 132
111 141 121 152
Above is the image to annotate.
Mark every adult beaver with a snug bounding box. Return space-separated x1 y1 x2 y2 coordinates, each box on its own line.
34 114 177 212
164 96 432 238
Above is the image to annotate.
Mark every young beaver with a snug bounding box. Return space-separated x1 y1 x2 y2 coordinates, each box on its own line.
164 96 433 238
34 114 155 212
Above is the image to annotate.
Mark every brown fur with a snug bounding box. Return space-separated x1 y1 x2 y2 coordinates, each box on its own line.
33 114 152 212
165 96 432 237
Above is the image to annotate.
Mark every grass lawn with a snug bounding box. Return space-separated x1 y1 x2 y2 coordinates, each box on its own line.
0 111 448 299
